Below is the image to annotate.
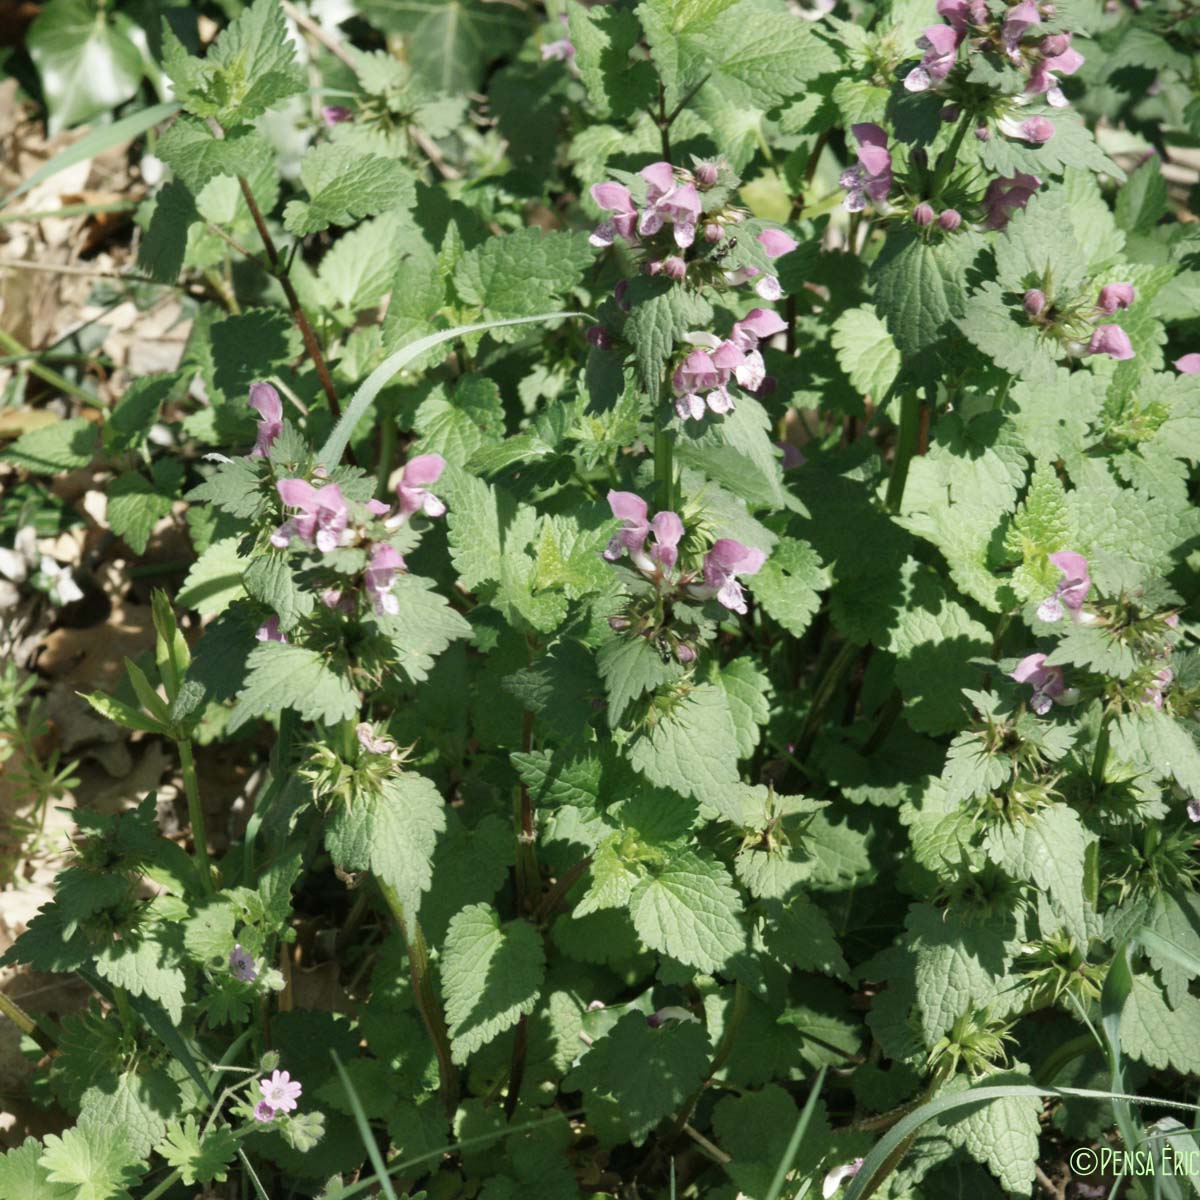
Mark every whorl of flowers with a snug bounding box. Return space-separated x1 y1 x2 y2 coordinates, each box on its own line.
1023 282 1138 361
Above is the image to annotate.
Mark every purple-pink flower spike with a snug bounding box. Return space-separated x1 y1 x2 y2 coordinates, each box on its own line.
364 543 405 615
589 182 638 248
604 491 683 578
840 124 892 213
255 616 287 644
248 383 283 458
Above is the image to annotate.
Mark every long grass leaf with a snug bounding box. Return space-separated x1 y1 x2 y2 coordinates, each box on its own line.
765 1065 827 1200
332 1050 400 1200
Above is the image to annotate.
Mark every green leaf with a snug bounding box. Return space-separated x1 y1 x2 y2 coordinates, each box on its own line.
0 1138 71 1200
831 305 900 400
138 181 198 284
563 1011 710 1145
442 903 545 1063
454 228 592 323
107 462 183 555
1120 973 1200 1076
164 0 304 126
243 553 314 634
94 931 187 1023
176 538 249 617
156 1116 237 1187
414 376 505 466
156 117 271 193
597 635 683 727
751 536 827 637
229 642 359 730
626 684 742 806
710 657 770 759
325 773 446 918
3 418 98 471
622 277 713 400
939 1070 1042 1195
79 1068 179 1161
568 3 656 119
629 848 746 972
1110 708 1200 800
39 1124 144 1200
870 230 980 358
283 143 416 236
370 574 473 684
1116 157 1168 236
27 0 142 134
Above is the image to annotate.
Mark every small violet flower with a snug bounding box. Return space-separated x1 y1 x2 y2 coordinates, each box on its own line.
254 1101 277 1123
904 23 962 92
272 479 350 554
364 543 405 615
1010 652 1066 715
604 491 684 578
638 162 702 249
589 182 639 248
823 1158 865 1199
229 944 257 982
1096 283 1135 314
1036 551 1091 623
259 1070 302 1114
690 539 767 615
1087 324 1135 361
983 172 1041 229
248 382 283 457
840 124 892 213
391 454 447 524
1027 34 1084 106
728 308 786 392
255 616 287 643
646 1006 701 1028
998 114 1055 145
540 37 575 61
1187 798 1200 823
1002 0 1041 59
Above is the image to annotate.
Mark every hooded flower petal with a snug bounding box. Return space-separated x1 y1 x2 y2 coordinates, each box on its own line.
1087 324 1135 361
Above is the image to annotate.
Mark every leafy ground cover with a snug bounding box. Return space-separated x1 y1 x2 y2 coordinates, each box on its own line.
2 0 1200 1197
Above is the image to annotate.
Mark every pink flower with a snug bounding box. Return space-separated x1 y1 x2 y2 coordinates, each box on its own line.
1002 0 1041 58
259 1070 302 1114
589 182 638 247
1010 652 1066 715
356 722 396 754
672 337 746 419
229 944 256 982
841 124 892 212
721 230 795 300
321 105 353 126
730 308 787 352
1175 354 1200 374
255 616 287 643
938 208 962 231
823 1158 865 1199
999 114 1055 144
691 539 767 614
1141 667 1173 710
1096 283 1135 314
661 255 687 280
904 23 962 92
1024 288 1048 317
541 37 575 61
1087 324 1135 361
1027 34 1084 106
272 479 350 554
1036 551 1091 622
254 1101 276 1123
393 454 447 522
604 491 684 577
913 202 935 226
983 172 1041 229
638 162 702 248
1187 799 1200 823
248 383 283 458
758 228 797 258
364 543 405 615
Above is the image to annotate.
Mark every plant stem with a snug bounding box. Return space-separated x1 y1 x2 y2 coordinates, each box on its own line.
885 389 922 512
796 639 862 758
377 879 459 1116
1033 1033 1095 1085
0 989 56 1053
375 413 397 500
177 739 214 894
1091 713 1112 790
504 1015 528 1121
536 855 592 925
654 423 676 514
930 109 973 200
234 175 341 419
0 326 101 407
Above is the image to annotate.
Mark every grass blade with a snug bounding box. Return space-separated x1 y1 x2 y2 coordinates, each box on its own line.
332 1050 400 1200
316 313 584 468
3 102 180 207
766 1065 827 1200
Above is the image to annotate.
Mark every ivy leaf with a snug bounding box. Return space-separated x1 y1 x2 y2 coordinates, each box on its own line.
156 1117 237 1186
283 144 416 237
27 0 142 134
325 773 446 918
626 684 742 806
229 642 359 731
38 1124 144 1200
564 1011 710 1145
442 903 545 1063
629 848 746 972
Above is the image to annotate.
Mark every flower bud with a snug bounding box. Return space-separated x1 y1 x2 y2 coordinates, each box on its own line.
704 222 723 243
587 325 613 349
912 202 935 226
1041 32 1070 54
940 105 961 123
755 375 778 397
1023 288 1047 317
1096 282 1135 314
608 615 630 631
662 255 687 280
694 161 719 187
321 105 352 126
675 643 696 664
937 208 962 231
975 125 991 142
